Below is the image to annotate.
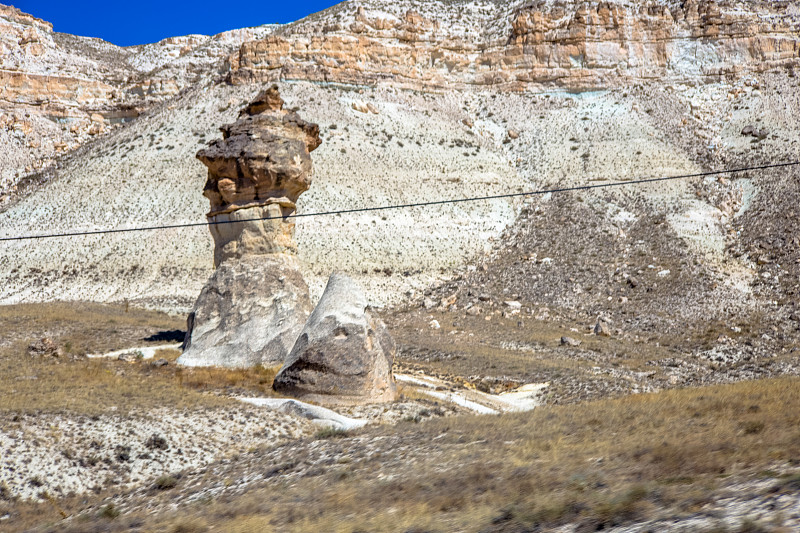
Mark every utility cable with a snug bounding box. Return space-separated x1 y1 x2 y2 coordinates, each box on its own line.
0 160 797 242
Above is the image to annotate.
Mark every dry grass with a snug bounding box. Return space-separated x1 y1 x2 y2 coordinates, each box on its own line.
176 364 280 395
388 308 678 404
0 302 280 415
44 377 800 532
5 302 799 532
0 301 185 356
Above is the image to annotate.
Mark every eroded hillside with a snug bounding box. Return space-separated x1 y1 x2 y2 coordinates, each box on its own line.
1 0 797 317
2 2 800 531
0 3 275 199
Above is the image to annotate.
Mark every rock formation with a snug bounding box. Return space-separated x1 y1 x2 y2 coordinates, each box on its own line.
197 86 321 267
229 0 800 91
273 273 398 404
178 86 320 368
0 4 276 200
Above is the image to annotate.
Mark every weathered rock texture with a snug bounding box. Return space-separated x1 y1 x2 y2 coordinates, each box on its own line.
178 86 320 368
179 255 313 368
273 273 398 404
0 3 276 204
198 85 322 266
230 0 800 91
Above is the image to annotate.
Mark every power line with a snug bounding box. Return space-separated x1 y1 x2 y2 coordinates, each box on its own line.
0 161 797 242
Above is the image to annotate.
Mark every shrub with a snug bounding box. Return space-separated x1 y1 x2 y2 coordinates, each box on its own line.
315 427 349 440
154 475 179 490
98 503 120 519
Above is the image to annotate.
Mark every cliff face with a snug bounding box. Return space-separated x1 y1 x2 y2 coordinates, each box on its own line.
0 3 275 200
229 0 800 90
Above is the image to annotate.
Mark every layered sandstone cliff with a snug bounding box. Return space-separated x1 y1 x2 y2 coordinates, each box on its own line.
0 3 275 201
229 0 800 90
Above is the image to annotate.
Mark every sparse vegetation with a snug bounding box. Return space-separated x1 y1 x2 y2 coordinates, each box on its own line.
25 377 800 532
153 475 179 490
3 3 800 532
97 503 120 519
314 426 350 440
0 302 281 415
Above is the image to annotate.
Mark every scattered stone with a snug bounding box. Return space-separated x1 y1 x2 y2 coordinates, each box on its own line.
240 87 284 116
366 102 379 114
594 321 612 337
741 125 769 139
429 319 441 329
351 101 370 113
145 434 168 451
151 358 169 367
475 377 493 393
423 297 437 310
462 118 474 128
627 277 639 288
507 129 520 139
115 445 131 463
273 273 398 404
504 300 522 310
118 352 142 363
27 338 60 358
561 336 581 347
467 306 482 316
441 295 457 308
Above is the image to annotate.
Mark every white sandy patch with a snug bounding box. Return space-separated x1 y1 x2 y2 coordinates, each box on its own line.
238 398 368 431
0 407 310 501
396 373 548 414
498 383 552 411
667 199 726 259
735 178 757 218
86 343 181 360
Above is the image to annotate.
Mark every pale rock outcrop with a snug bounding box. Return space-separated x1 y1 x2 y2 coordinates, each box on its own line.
0 4 277 198
180 255 313 368
178 86 320 368
229 0 800 91
273 273 398 404
198 85 321 267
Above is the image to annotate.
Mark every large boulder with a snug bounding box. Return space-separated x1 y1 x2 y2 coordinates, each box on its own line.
273 273 398 404
178 85 320 368
178 255 312 368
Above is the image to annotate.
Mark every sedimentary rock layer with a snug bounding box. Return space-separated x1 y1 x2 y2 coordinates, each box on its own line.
198 85 321 218
229 0 800 91
178 255 312 368
0 3 276 197
197 85 321 267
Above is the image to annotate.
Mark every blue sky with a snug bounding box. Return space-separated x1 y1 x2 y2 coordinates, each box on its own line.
15 0 344 46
